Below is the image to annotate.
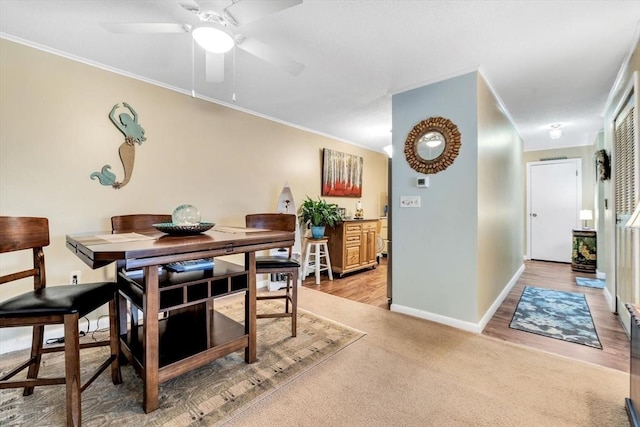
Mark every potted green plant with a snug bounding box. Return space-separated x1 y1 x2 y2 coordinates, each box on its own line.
299 196 342 238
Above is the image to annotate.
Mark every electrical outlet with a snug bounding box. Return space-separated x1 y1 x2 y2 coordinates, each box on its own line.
70 270 81 285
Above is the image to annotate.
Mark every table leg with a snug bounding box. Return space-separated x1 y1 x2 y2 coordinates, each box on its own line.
245 251 256 363
142 265 160 413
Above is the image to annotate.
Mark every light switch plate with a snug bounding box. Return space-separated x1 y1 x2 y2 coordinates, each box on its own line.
400 196 421 208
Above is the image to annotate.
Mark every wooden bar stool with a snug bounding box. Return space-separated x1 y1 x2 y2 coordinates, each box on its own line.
0 216 122 427
246 213 300 337
301 237 333 285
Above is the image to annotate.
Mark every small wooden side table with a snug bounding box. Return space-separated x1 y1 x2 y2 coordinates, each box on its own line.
571 228 597 273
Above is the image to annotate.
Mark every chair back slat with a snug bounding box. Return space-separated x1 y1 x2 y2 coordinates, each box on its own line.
0 268 37 285
0 217 48 290
245 213 296 233
0 217 49 253
111 214 171 232
246 213 296 258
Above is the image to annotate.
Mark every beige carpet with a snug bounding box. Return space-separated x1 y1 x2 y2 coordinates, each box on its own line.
0 288 630 426
0 297 364 426
224 287 629 427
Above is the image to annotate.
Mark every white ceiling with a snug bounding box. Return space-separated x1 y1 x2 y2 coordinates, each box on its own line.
1 1 639 154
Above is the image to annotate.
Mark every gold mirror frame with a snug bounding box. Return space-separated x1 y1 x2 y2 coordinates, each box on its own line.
404 116 462 174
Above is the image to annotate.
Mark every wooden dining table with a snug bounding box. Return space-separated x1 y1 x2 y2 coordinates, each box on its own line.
66 225 294 413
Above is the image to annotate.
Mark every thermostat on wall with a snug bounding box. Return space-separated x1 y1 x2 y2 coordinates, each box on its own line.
416 176 429 188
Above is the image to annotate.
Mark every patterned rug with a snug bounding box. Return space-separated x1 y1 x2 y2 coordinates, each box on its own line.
509 286 602 349
0 299 364 426
575 277 605 289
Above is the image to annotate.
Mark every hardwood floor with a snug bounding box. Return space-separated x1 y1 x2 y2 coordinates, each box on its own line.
302 256 389 309
302 257 630 372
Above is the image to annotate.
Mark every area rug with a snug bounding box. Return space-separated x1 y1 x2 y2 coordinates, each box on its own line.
0 299 365 426
575 277 606 289
509 286 602 349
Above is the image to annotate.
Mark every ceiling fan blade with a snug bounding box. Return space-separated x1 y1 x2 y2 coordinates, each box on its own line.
178 0 201 14
236 36 304 76
225 0 302 26
100 23 191 34
205 51 225 82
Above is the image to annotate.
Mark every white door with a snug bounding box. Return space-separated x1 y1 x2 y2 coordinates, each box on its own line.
528 159 581 262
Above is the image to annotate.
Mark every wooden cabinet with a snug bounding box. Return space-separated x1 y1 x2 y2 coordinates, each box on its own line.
379 217 388 255
326 219 379 276
571 229 597 273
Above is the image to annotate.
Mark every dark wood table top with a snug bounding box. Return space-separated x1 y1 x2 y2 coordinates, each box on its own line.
66 226 295 269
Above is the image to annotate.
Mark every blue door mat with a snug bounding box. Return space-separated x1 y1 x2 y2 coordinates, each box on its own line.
575 277 605 289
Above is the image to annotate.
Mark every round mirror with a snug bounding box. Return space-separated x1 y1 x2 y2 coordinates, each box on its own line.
404 116 461 174
417 131 446 160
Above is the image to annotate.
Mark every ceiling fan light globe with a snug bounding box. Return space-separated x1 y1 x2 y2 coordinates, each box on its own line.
192 26 234 53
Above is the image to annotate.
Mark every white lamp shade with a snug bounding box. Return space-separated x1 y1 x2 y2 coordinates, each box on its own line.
192 26 234 53
579 210 593 221
627 202 640 228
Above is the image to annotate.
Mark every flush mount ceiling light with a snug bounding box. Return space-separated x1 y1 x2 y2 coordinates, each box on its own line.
192 25 234 53
549 123 562 139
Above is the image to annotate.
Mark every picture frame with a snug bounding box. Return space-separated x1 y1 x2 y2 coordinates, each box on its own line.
595 149 610 181
322 148 363 197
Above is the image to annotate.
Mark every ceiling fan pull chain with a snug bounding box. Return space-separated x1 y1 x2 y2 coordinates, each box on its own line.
232 46 237 102
191 37 196 98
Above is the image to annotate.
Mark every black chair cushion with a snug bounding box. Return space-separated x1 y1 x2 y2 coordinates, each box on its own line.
0 282 117 318
255 256 300 269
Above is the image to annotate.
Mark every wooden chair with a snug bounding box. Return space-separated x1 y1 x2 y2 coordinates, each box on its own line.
246 213 299 337
110 214 172 330
0 216 122 426
110 213 171 233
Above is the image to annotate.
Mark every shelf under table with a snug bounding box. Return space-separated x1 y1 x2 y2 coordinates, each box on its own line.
121 308 247 383
119 259 248 311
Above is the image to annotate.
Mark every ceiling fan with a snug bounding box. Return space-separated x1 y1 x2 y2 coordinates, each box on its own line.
101 0 305 83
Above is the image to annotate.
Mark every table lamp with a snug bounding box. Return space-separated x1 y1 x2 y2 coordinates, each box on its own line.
580 209 593 229
627 202 640 228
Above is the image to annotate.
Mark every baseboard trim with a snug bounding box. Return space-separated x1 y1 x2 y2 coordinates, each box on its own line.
603 285 616 313
390 263 525 334
390 303 483 333
478 263 525 331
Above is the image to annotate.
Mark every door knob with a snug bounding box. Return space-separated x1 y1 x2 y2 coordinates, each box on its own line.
532 213 537 217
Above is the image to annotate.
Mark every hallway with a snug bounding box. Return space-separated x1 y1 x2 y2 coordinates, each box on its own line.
483 260 629 372
303 258 629 372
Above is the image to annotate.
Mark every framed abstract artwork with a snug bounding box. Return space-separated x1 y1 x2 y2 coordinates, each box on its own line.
322 148 363 197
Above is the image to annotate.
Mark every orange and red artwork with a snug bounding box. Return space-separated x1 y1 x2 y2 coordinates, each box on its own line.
322 148 363 197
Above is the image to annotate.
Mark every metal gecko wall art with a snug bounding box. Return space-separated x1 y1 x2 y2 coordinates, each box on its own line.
91 102 146 189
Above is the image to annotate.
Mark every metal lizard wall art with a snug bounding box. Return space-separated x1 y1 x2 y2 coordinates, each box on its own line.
91 102 146 189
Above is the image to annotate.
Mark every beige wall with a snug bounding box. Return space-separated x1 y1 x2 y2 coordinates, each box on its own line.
476 74 524 318
522 145 597 257
0 39 387 346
